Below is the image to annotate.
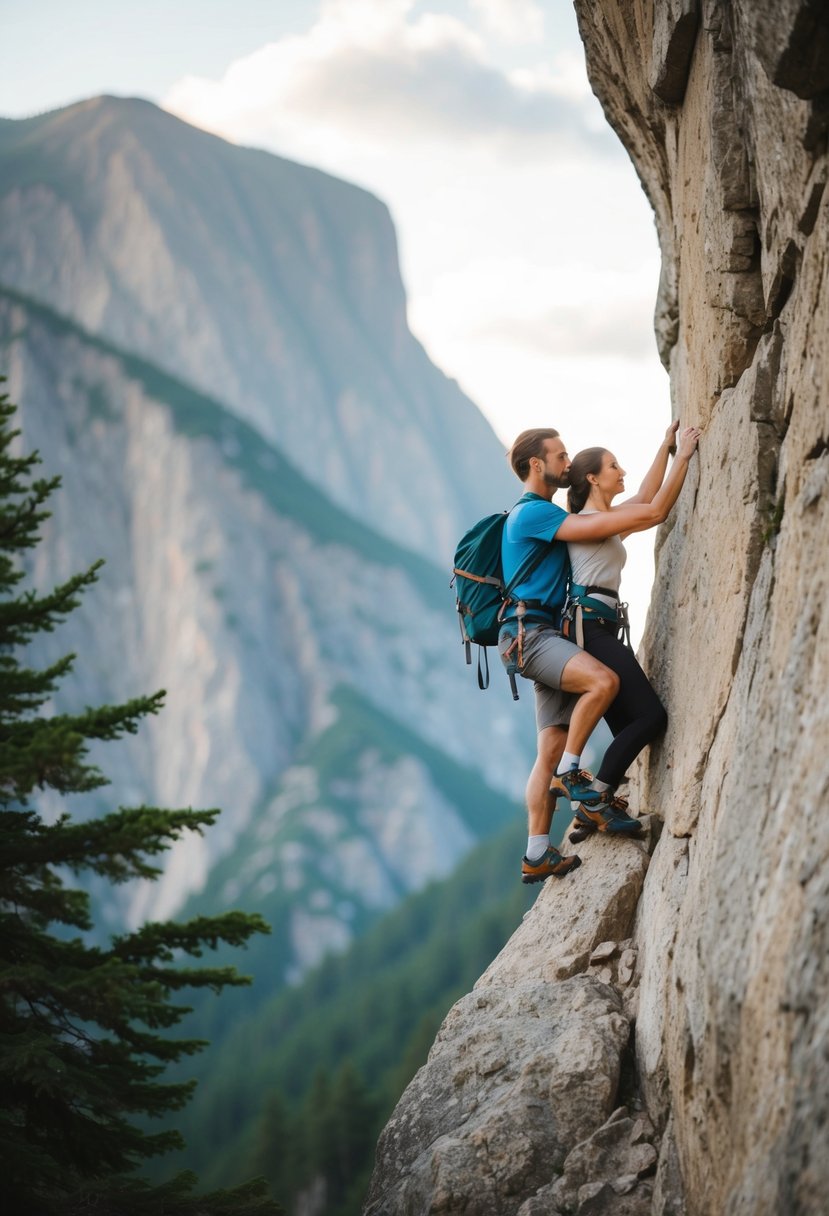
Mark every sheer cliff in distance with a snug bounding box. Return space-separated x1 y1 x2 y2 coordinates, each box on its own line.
365 4 829 1214
0 98 531 984
0 95 514 562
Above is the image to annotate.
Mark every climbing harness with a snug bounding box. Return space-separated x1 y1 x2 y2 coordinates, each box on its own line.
497 596 556 700
562 582 632 651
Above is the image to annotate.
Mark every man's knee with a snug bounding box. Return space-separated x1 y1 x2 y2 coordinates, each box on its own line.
597 666 620 701
536 725 566 766
560 651 618 698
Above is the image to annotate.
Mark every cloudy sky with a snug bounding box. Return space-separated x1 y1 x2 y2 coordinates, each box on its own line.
1 0 673 641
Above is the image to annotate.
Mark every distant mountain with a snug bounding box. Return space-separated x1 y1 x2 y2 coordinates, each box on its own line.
0 96 516 562
0 99 538 1191
1 285 533 970
1 102 549 1216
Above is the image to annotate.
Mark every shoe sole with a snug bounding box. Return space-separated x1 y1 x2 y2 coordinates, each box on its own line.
568 819 643 843
521 854 582 883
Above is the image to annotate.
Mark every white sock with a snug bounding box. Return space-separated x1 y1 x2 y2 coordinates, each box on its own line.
557 751 580 775
526 834 549 862
590 778 610 792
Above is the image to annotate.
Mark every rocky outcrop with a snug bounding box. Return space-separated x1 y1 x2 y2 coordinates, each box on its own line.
364 832 657 1216
367 4 829 1213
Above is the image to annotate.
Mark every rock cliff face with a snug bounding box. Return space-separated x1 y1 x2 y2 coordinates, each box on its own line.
366 4 829 1214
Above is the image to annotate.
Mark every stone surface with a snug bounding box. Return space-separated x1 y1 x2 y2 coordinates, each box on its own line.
572 1 829 1213
752 0 829 98
550 1108 658 1212
650 0 701 104
477 834 649 989
363 976 630 1216
365 834 652 1214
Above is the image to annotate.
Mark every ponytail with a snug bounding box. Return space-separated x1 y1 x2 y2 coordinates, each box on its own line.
567 447 608 513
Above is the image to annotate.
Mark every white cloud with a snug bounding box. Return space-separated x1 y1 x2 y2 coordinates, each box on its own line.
164 0 609 157
161 0 665 643
472 301 657 361
468 0 545 45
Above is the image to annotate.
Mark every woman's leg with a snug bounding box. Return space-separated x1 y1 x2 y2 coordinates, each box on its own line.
582 622 668 788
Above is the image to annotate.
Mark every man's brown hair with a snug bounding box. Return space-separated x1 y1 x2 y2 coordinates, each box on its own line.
508 428 560 481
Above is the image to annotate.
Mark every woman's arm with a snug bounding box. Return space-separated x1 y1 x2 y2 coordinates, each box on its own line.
557 427 701 544
622 421 679 505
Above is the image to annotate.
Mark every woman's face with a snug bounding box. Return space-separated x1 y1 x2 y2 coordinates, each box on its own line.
593 451 626 499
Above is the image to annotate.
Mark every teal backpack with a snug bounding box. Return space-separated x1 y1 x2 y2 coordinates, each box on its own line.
451 505 549 693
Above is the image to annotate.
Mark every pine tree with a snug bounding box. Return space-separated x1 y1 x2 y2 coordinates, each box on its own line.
0 385 281 1215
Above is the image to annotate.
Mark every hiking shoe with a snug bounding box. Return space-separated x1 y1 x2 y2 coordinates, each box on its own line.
556 768 603 807
521 846 582 884
568 793 643 842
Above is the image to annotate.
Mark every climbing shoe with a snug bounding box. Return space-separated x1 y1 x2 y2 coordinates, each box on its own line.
568 792 643 842
521 846 582 884
556 767 603 807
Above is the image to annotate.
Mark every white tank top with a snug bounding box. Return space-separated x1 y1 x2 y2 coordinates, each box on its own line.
567 508 627 608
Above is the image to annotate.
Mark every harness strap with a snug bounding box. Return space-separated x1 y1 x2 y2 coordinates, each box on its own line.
570 582 619 600
564 584 634 652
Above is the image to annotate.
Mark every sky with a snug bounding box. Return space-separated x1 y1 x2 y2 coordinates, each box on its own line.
0 0 673 643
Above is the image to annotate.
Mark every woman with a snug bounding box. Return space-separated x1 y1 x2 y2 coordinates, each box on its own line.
564 422 701 841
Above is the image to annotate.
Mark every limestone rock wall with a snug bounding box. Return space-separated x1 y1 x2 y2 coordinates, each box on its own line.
573 2 829 1212
366 4 829 1213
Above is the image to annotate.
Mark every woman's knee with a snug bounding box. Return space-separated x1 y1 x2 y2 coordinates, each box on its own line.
643 703 668 741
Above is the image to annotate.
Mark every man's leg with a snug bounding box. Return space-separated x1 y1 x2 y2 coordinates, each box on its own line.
526 725 567 836
517 630 615 883
558 649 620 756
521 724 581 883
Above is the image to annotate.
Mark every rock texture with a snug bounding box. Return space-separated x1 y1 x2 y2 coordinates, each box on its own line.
364 834 657 1216
367 3 829 1214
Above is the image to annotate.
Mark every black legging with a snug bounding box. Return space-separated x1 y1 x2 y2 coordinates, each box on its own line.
582 619 668 788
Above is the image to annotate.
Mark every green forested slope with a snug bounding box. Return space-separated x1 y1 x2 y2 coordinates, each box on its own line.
167 818 539 1213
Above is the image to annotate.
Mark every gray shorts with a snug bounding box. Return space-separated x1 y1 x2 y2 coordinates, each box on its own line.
499 625 580 733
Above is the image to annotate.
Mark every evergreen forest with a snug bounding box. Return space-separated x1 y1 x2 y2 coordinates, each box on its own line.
0 384 280 1215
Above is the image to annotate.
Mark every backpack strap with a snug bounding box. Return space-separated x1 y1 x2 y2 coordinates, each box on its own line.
477 646 490 690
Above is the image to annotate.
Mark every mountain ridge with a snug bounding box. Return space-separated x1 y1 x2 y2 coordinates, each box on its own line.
0 95 516 561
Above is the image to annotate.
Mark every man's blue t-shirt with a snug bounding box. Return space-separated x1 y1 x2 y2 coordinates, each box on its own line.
501 492 569 625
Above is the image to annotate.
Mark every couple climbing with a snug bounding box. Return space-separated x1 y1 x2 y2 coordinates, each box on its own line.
497 421 701 884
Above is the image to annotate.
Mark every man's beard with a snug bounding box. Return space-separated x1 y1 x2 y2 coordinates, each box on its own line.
543 471 570 490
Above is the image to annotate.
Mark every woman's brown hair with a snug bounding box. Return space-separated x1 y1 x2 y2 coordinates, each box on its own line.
566 447 609 513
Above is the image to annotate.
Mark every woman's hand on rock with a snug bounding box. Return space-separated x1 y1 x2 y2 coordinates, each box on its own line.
677 426 701 458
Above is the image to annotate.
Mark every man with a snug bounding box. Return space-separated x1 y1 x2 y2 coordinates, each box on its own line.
501 427 693 884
